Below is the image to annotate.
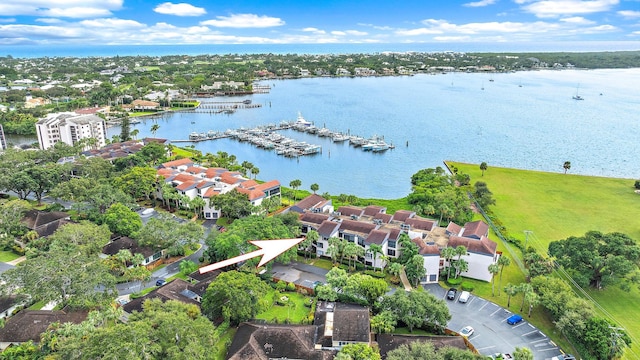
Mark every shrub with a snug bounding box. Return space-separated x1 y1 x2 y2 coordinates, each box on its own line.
286 282 296 291
635 180 640 190
461 281 475 292
447 277 462 286
276 280 287 291
364 270 386 278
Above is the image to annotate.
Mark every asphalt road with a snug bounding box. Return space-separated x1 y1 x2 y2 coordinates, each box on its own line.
424 284 564 360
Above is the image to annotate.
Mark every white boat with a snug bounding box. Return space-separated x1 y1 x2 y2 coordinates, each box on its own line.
332 133 349 142
318 128 331 137
573 84 584 100
294 112 312 127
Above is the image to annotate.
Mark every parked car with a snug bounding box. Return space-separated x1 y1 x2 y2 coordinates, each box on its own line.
551 354 576 360
446 288 457 300
458 291 470 303
459 326 474 337
488 353 513 360
156 279 167 287
506 314 524 325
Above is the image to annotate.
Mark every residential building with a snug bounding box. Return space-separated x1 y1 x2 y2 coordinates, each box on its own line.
36 112 107 150
156 158 281 220
102 235 163 268
293 195 499 283
0 309 88 350
226 301 370 359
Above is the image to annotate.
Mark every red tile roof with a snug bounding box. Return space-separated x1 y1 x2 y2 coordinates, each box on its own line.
172 173 197 183
337 206 364 217
363 205 386 217
448 235 497 256
462 220 489 239
365 230 389 245
176 181 196 191
185 166 206 174
392 210 415 222
300 213 330 225
374 213 393 223
161 158 193 168
405 217 437 231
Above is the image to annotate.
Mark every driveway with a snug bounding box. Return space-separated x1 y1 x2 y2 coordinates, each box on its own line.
424 284 563 360
270 261 329 290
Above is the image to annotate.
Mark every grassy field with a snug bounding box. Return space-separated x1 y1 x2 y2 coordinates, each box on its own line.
0 250 20 262
448 161 640 359
255 290 314 324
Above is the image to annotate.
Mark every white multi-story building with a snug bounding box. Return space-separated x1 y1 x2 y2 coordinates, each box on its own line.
36 112 107 151
156 158 281 220
294 195 499 284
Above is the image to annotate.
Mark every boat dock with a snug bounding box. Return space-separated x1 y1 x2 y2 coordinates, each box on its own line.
290 113 395 152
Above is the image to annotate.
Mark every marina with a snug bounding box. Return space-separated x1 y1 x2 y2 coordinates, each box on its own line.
173 112 394 157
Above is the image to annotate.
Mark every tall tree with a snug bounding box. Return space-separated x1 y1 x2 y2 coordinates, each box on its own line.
548 231 640 289
380 288 451 333
488 263 500 296
441 246 457 281
150 123 160 136
480 161 488 176
301 230 319 260
563 161 571 174
120 116 131 142
519 283 533 312
289 179 302 201
503 283 518 308
368 243 383 271
497 255 511 295
473 181 496 209
103 202 142 237
208 189 255 220
114 166 157 200
405 254 426 286
201 270 270 325
134 214 203 255
336 343 381 360
0 199 30 237
310 183 319 194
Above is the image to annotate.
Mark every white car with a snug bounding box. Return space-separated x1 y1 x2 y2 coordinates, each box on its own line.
460 326 474 337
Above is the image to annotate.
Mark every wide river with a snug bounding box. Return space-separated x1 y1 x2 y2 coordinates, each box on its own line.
107 69 639 199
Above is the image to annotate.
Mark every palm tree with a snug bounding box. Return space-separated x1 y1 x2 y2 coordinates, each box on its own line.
150 124 160 136
303 230 319 260
343 242 359 270
526 291 539 317
488 263 500 296
513 347 534 360
438 204 450 225
131 128 140 140
191 196 206 219
497 255 511 295
310 183 319 194
519 283 533 312
455 245 467 262
441 247 457 281
250 166 260 179
454 258 468 279
480 162 488 176
368 244 383 271
563 161 571 174
504 283 518 308
289 179 302 202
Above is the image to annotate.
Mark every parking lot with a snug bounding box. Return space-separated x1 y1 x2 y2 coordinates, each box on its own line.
425 284 563 360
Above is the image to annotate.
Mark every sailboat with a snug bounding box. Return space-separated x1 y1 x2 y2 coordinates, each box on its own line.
573 84 584 100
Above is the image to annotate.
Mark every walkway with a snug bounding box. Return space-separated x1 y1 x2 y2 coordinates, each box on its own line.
399 268 413 291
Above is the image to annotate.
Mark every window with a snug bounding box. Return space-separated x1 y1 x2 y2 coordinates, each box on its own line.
387 249 396 256
388 240 396 248
317 242 323 249
429 274 437 282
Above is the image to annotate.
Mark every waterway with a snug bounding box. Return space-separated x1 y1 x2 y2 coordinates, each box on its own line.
12 68 639 199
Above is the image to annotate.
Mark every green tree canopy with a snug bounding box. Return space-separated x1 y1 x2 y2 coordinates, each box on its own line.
201 270 270 325
336 343 381 360
548 231 640 289
134 214 203 255
208 189 255 220
103 202 142 236
380 288 451 333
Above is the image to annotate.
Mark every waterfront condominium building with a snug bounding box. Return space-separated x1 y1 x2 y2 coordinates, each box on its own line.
0 124 6 151
36 112 107 151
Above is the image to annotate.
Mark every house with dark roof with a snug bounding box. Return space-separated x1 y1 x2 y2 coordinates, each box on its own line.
287 194 334 214
122 279 202 319
22 210 70 238
102 235 162 267
227 323 335 360
0 295 28 320
0 309 88 350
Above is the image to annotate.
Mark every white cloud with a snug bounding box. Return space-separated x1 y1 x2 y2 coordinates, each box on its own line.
302 27 326 34
35 18 64 24
560 16 595 24
154 2 206 17
618 10 640 18
520 0 619 18
433 36 473 41
332 30 368 36
200 14 284 28
79 18 145 29
0 18 16 23
463 0 497 7
0 0 122 18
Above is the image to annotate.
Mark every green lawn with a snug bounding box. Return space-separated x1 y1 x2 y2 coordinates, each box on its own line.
0 250 20 262
255 290 314 324
448 161 640 359
213 327 236 360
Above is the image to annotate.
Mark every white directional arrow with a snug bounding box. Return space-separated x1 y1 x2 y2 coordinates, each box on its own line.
199 238 304 274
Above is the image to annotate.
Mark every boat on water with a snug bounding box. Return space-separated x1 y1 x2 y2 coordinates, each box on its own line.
573 84 584 100
332 133 349 142
294 112 312 127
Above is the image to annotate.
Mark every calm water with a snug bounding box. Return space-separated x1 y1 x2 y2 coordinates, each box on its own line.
103 69 640 199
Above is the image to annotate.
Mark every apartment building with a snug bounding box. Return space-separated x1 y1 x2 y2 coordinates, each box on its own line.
36 112 107 151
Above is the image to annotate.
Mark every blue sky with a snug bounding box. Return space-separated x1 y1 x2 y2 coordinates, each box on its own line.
0 0 639 46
